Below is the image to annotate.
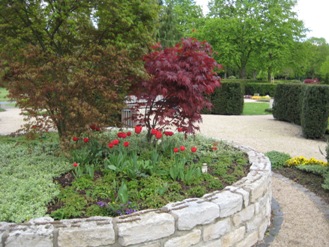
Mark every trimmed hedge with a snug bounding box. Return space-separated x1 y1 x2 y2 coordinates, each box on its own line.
244 83 277 97
211 82 244 115
301 85 329 139
272 84 306 125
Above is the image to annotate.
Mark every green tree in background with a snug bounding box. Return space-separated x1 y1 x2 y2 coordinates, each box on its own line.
256 0 305 82
197 0 305 80
320 56 329 83
0 0 159 145
157 0 203 47
304 38 329 79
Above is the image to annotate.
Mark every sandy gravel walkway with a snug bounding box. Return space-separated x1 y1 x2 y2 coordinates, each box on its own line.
199 114 329 247
1 108 329 246
199 114 327 161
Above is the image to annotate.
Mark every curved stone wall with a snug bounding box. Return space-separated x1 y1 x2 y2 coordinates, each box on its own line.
0 145 272 247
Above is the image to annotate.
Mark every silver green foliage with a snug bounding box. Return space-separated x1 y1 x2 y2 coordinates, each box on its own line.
0 143 70 223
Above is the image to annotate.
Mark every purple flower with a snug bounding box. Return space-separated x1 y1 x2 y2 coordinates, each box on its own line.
125 208 137 215
97 201 107 207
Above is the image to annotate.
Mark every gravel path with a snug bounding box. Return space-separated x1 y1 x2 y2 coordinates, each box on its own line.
199 114 327 161
199 114 329 247
1 108 329 246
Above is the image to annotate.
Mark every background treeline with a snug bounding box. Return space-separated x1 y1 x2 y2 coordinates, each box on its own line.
157 0 329 83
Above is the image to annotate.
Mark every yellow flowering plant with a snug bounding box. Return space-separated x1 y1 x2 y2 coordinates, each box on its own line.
285 156 328 167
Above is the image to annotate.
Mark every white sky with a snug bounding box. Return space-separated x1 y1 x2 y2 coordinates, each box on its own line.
195 0 329 42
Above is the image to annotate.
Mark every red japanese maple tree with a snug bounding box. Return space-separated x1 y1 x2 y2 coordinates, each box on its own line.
132 38 221 138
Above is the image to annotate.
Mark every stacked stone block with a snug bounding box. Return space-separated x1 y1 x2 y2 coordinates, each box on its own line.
0 145 272 247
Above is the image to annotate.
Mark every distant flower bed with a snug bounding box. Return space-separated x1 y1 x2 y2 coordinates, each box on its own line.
251 95 271 101
285 156 328 166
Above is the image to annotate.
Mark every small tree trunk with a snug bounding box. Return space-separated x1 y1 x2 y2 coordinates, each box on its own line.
240 67 247 79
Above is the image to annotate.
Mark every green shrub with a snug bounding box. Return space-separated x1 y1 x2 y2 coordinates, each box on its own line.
244 83 277 97
272 84 306 125
301 85 329 139
265 151 291 169
211 82 244 115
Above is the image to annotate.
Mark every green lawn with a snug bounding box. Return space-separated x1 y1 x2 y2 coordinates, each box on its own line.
0 87 9 102
243 102 271 115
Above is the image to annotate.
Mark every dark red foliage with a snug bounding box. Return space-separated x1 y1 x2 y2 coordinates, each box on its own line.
132 38 221 135
304 78 319 84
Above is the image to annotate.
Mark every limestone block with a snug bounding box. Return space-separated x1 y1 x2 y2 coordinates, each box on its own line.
249 155 271 171
58 218 115 247
203 218 231 241
166 199 219 230
5 224 54 247
255 192 271 215
132 242 161 247
221 226 245 247
201 239 222 247
232 205 255 226
117 212 175 246
29 217 54 224
258 220 269 240
243 173 270 203
208 191 243 218
225 186 250 207
164 229 201 247
246 214 263 233
235 231 258 247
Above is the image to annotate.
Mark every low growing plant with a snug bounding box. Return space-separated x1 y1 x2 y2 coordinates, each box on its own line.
265 151 291 169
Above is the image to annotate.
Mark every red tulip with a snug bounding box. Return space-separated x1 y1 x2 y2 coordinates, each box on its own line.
83 137 89 143
117 132 127 139
180 145 186 151
177 127 184 132
108 142 114 148
173 147 179 153
164 131 174 136
212 146 218 151
112 139 120 145
191 146 197 153
135 125 142 134
151 128 158 135
127 131 131 137
123 141 130 147
155 131 162 139
72 136 79 142
73 162 79 167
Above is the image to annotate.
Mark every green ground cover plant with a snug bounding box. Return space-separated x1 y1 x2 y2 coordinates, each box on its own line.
243 102 271 115
0 134 71 223
0 130 249 223
266 151 329 204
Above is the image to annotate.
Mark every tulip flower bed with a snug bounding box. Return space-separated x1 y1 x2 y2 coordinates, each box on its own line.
47 126 249 220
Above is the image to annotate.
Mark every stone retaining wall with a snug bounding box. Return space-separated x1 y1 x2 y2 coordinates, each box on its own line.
0 145 272 247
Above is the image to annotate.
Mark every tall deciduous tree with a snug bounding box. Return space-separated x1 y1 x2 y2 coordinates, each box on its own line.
0 0 159 144
132 38 221 139
199 0 304 80
304 37 329 79
157 0 203 47
256 0 304 82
